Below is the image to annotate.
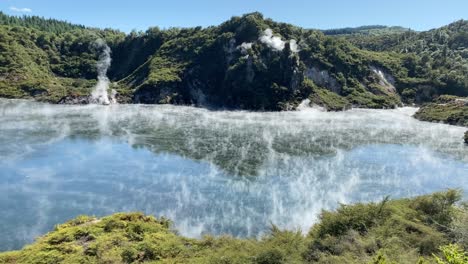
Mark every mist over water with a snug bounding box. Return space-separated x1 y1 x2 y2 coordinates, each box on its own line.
0 99 467 250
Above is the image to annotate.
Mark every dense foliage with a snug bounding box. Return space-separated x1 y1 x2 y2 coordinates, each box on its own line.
321 25 410 37
0 12 125 102
346 20 468 102
0 190 466 263
0 12 467 111
0 12 86 34
414 95 468 127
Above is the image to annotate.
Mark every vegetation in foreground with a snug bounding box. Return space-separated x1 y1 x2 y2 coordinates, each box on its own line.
0 190 466 264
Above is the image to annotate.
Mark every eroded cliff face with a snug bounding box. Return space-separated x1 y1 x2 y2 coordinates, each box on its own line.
305 67 341 94
125 33 403 111
370 66 396 94
127 31 307 110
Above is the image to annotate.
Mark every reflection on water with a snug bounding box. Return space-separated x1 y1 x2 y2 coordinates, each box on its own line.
0 99 467 250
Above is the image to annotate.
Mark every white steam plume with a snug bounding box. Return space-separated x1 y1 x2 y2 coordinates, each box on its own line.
259 29 299 53
237 42 253 54
91 39 113 105
259 29 285 51
290 39 299 53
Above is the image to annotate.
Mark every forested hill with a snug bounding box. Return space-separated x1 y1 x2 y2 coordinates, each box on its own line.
0 12 87 34
0 12 466 111
321 25 411 36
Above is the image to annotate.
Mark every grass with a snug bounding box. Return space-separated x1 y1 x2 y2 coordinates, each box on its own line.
0 190 466 264
309 87 351 111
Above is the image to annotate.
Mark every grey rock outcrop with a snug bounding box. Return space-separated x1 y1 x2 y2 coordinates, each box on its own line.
305 67 341 94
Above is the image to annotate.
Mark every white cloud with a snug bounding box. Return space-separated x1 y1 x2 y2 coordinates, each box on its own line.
9 6 32 13
259 28 285 51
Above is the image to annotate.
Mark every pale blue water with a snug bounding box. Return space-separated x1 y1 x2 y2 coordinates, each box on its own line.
0 99 467 250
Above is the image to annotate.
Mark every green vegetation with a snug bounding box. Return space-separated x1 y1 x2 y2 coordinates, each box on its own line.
310 87 351 111
414 95 468 127
0 12 467 110
0 190 466 263
434 244 468 264
303 79 351 111
0 12 86 34
322 25 411 37
0 11 125 103
344 20 468 102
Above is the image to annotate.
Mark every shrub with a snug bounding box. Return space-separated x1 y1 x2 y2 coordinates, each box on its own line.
433 244 468 264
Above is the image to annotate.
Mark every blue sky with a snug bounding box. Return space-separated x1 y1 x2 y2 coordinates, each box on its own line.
1 0 467 32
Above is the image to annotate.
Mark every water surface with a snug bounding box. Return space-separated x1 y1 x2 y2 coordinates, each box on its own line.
0 99 467 250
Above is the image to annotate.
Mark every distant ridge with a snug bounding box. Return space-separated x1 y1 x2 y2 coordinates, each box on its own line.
321 25 412 36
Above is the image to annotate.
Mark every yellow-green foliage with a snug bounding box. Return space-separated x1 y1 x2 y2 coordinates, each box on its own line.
305 190 466 263
346 86 401 109
0 191 466 264
434 244 468 264
311 87 351 111
303 79 351 111
146 57 184 86
0 213 306 264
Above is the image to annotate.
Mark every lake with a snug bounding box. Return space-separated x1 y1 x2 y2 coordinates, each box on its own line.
0 99 467 250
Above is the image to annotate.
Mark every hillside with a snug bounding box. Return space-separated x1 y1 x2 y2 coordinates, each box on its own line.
346 20 468 102
0 190 466 264
0 12 467 111
322 25 411 37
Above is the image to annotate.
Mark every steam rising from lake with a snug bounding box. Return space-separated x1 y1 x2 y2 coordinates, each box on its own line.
0 99 467 250
91 39 113 105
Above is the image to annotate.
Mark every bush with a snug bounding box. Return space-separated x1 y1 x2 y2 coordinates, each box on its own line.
0 191 465 264
434 244 468 264
255 248 285 264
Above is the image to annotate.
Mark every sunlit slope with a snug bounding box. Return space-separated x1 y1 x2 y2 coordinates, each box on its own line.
0 12 467 110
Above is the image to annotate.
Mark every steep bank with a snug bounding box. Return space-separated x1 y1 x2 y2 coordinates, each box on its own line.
0 190 466 263
0 12 467 110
